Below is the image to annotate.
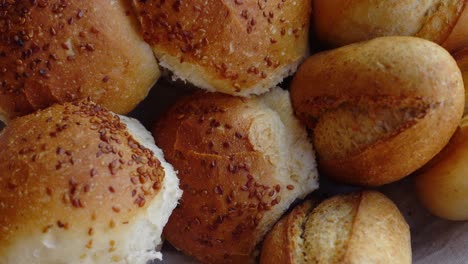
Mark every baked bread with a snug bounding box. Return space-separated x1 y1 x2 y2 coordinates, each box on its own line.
291 37 465 186
0 101 182 263
260 191 411 264
131 0 310 96
313 0 468 53
153 87 319 263
0 0 160 122
414 49 468 220
454 48 468 113
415 116 468 220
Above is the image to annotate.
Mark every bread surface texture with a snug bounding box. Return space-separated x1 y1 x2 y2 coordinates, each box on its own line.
154 87 319 263
0 0 159 121
291 36 465 186
313 0 467 52
132 0 310 96
260 191 411 264
0 101 182 264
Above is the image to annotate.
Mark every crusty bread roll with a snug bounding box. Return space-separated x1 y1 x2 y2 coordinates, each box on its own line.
291 37 465 186
260 191 411 264
413 49 468 220
0 101 182 263
454 48 468 113
132 0 310 96
153 87 319 263
313 0 467 53
0 0 160 121
415 117 468 220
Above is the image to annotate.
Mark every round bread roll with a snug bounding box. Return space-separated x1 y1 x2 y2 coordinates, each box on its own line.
313 0 468 52
131 0 311 96
153 87 319 263
415 117 468 220
0 0 160 122
454 48 468 113
0 101 182 263
260 191 411 264
291 37 465 186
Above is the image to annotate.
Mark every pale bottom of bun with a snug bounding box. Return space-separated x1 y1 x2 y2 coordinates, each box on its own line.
1 116 182 264
155 51 304 97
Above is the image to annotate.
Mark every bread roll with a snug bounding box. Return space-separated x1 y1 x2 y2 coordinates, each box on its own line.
313 0 467 52
153 87 319 263
132 0 310 96
0 0 160 121
454 48 468 113
291 37 465 186
415 117 468 220
260 191 411 264
0 101 182 263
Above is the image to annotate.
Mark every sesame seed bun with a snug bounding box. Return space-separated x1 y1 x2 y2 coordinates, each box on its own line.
153 87 319 263
0 101 182 263
131 0 310 96
0 0 160 121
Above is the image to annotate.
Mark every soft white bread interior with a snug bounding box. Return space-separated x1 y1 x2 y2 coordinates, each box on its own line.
0 101 182 264
154 87 319 263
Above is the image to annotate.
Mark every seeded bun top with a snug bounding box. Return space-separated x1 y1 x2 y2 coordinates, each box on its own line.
0 0 159 121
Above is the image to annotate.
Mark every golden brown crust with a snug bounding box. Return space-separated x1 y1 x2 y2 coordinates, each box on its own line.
313 0 466 52
454 48 468 113
442 3 468 53
260 192 411 264
0 100 165 254
291 37 464 186
415 118 468 220
132 0 310 95
153 90 318 264
260 200 318 264
154 93 282 263
0 0 159 120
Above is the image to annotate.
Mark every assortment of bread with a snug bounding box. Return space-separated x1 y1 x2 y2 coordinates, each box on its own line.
1 1 468 264
313 0 468 52
260 191 411 264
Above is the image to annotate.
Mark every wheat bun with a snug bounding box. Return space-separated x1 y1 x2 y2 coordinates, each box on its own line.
0 0 160 122
153 87 319 263
260 191 411 264
131 0 310 96
0 101 182 264
313 0 468 53
291 36 465 186
415 51 468 220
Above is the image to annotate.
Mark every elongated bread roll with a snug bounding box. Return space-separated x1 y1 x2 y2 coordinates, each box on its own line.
314 0 467 53
291 37 464 186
